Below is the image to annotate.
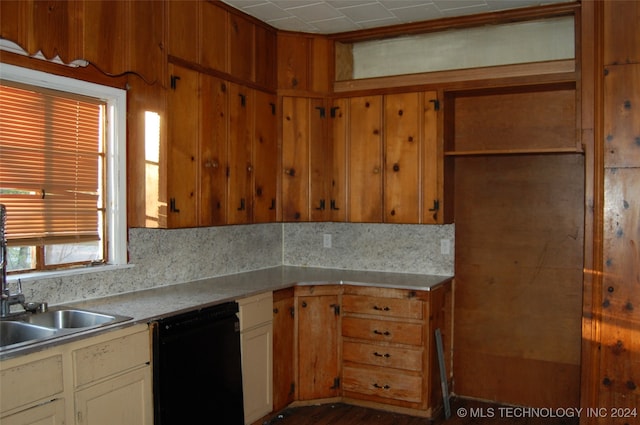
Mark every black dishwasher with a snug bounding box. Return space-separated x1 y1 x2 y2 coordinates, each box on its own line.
153 302 244 425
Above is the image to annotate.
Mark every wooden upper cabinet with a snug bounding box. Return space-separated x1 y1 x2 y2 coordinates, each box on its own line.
278 33 309 92
421 91 441 224
281 96 311 221
167 64 199 228
348 96 384 223
604 0 640 66
200 75 229 226
253 90 278 223
229 13 255 83
384 92 420 223
201 0 228 73
329 98 348 222
228 83 254 224
167 0 199 63
254 25 277 89
309 98 330 221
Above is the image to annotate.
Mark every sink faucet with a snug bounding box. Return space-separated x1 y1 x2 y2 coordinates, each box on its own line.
0 204 25 317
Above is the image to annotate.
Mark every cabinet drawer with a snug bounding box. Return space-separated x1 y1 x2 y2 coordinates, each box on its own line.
343 340 422 372
342 317 423 346
343 365 422 404
342 294 423 320
238 292 273 331
1 354 64 413
74 328 150 387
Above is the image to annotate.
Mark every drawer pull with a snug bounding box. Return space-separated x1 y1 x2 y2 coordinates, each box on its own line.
373 330 391 336
373 352 391 358
373 383 391 390
373 305 390 311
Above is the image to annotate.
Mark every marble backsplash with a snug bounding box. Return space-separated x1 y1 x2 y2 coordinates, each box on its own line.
283 222 454 275
17 222 453 306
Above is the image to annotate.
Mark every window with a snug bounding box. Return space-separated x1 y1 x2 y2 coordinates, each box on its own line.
0 64 127 274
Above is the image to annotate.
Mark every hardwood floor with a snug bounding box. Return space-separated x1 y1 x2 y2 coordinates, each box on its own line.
255 398 580 425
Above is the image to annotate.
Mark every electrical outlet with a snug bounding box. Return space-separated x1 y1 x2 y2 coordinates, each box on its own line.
440 239 451 255
323 234 332 248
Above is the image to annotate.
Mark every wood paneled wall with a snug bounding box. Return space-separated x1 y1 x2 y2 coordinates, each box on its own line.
453 153 584 407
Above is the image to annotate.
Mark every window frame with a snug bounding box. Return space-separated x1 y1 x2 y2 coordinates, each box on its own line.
0 63 127 271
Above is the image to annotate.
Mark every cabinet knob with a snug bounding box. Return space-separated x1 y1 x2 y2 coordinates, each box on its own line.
204 160 219 168
284 168 296 176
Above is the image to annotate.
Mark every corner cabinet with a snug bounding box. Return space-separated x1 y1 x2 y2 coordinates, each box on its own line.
274 281 453 418
0 324 152 425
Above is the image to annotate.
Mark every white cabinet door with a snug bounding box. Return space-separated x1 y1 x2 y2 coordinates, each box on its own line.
75 366 153 425
2 398 65 425
241 323 273 424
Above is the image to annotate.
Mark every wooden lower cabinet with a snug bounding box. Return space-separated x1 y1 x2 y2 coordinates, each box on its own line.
275 281 453 418
0 324 152 425
272 288 295 412
296 286 341 400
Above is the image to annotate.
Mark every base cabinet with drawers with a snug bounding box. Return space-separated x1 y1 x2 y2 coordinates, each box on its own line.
0 324 153 425
275 280 453 418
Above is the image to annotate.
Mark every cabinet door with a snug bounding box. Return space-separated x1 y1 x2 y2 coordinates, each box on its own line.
384 92 420 223
167 64 199 227
273 290 295 411
329 98 348 221
228 83 254 224
199 75 228 226
166 0 198 63
229 13 254 82
309 98 329 221
297 295 340 400
201 1 227 72
421 91 440 224
241 324 273 424
2 398 65 425
348 96 383 222
281 97 310 221
75 367 153 425
253 91 278 222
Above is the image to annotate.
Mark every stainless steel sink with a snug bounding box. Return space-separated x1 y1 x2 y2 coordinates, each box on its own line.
0 307 132 352
25 309 119 329
0 321 57 347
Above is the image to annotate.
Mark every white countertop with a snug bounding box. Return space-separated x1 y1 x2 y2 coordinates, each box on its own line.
1 266 452 359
